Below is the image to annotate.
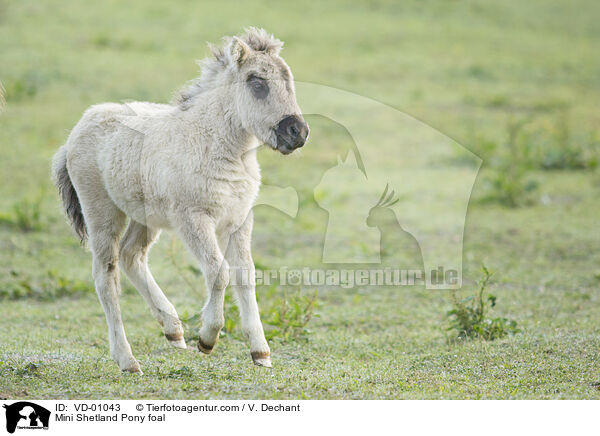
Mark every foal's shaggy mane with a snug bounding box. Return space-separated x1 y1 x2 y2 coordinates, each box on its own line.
173 27 283 109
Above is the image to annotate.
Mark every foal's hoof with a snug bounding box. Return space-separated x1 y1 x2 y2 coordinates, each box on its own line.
165 332 187 349
122 361 143 375
251 351 272 368
197 338 214 355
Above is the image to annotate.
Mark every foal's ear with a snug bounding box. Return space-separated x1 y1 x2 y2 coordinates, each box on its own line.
228 37 251 68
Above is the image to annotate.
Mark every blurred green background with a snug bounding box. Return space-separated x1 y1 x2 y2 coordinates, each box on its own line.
1 0 600 399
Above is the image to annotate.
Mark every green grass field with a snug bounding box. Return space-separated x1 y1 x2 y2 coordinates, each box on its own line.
1 0 600 399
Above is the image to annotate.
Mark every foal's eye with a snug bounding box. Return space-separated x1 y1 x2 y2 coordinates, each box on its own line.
247 75 269 99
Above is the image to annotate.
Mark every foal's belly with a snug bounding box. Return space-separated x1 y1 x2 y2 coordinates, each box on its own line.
108 191 171 229
103 172 172 229
215 208 250 236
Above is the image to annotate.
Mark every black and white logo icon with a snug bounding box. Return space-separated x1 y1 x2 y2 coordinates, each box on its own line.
2 402 50 433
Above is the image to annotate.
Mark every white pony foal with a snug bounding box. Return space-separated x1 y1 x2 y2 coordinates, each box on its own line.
52 28 309 373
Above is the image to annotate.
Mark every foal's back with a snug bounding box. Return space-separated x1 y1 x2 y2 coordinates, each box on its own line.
65 101 179 227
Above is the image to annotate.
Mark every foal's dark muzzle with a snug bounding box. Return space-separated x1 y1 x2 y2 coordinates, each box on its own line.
274 115 309 154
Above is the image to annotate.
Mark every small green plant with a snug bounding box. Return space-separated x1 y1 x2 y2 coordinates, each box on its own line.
480 164 538 208
0 360 42 378
164 365 194 380
479 119 538 207
476 112 599 207
180 294 243 342
222 293 242 338
180 287 318 344
179 311 202 342
532 111 598 170
261 286 318 343
3 71 44 102
447 266 520 341
477 111 598 176
0 269 94 301
0 195 46 232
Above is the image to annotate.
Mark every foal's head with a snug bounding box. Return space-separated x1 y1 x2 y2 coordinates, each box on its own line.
225 28 309 154
177 28 309 154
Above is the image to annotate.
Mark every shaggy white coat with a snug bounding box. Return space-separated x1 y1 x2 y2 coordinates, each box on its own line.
52 28 304 372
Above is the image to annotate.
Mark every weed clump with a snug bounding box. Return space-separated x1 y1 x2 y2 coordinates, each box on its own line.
3 71 44 102
479 119 539 208
261 287 318 343
181 286 318 344
473 110 598 207
0 269 93 301
0 195 46 232
447 266 520 341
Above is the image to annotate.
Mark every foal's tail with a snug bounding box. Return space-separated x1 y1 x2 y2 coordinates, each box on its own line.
52 146 87 243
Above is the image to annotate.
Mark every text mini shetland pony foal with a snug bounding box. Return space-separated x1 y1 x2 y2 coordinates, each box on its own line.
51 28 309 373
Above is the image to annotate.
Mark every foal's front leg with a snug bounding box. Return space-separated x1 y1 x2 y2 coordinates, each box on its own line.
225 212 271 367
177 214 228 353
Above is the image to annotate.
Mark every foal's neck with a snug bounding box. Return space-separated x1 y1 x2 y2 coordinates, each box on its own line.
181 88 258 161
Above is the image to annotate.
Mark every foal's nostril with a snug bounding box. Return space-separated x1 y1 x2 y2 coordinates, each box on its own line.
288 124 300 138
275 115 308 151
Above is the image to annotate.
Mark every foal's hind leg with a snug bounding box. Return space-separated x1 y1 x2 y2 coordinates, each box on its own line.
85 203 141 373
120 221 186 349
